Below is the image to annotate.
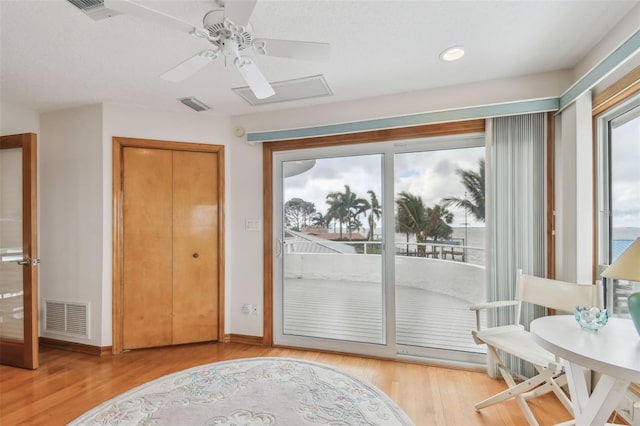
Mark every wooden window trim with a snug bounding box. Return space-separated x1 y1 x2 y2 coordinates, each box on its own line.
592 66 640 117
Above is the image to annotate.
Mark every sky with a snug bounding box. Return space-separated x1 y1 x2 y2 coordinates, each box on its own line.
282 107 639 233
611 108 640 230
282 146 485 228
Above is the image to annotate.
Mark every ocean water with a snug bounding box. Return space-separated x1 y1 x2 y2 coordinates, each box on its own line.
393 226 486 266
612 227 640 260
386 226 639 266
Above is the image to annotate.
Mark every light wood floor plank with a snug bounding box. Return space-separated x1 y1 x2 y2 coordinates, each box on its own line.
1 342 574 425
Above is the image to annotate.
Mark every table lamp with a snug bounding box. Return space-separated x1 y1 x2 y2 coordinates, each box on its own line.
601 237 640 335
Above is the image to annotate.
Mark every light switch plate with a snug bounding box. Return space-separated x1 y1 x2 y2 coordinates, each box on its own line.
245 219 262 232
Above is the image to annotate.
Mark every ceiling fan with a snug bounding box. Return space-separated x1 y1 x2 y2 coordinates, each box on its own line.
101 0 330 99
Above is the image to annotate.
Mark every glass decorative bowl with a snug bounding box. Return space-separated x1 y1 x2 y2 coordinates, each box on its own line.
574 305 608 332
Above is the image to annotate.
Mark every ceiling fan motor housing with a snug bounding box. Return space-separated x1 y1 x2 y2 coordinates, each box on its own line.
203 9 253 52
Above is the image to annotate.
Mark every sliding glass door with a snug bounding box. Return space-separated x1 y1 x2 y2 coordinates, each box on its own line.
394 145 486 362
278 153 385 346
273 135 486 363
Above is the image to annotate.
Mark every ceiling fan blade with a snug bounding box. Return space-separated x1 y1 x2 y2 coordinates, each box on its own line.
224 0 258 27
161 51 217 82
104 0 196 34
234 57 275 99
253 39 331 61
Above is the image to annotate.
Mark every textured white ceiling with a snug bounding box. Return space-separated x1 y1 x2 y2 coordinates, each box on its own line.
1 0 638 116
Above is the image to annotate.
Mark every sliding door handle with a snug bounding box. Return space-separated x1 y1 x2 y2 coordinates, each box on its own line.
16 258 39 266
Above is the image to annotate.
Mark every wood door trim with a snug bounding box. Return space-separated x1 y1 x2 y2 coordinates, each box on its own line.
0 133 38 369
112 137 225 354
262 120 486 346
546 113 556 279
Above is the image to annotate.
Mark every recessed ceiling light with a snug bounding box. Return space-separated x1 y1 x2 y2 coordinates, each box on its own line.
439 46 465 62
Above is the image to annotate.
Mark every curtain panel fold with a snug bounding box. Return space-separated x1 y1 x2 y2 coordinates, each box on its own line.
490 112 547 378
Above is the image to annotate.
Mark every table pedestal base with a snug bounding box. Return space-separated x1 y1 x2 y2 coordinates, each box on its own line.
563 360 630 426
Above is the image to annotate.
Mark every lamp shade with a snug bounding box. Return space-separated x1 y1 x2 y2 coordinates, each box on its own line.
601 238 640 282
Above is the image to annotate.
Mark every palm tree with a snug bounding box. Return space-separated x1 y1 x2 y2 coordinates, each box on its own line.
442 159 485 222
326 189 347 238
326 185 367 240
349 216 363 234
365 190 382 241
396 191 429 256
311 212 330 230
425 204 454 242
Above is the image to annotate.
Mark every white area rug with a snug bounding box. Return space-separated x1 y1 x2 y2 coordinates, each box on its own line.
69 357 414 425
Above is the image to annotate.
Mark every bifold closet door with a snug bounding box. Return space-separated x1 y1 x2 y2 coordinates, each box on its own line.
172 151 219 344
122 147 173 349
122 147 219 350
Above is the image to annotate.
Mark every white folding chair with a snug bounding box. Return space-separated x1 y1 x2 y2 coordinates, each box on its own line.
470 270 600 426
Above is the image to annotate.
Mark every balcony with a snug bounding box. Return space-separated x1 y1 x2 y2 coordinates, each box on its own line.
282 233 487 356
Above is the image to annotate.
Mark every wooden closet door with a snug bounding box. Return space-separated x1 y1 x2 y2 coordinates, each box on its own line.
172 151 219 344
122 147 173 349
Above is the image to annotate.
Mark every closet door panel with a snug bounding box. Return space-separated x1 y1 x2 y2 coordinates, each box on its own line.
172 151 219 344
122 147 173 349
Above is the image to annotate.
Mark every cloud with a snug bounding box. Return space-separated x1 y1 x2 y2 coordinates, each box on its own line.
610 116 640 228
283 146 484 227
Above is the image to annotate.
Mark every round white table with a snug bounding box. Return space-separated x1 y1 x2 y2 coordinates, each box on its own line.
531 315 640 426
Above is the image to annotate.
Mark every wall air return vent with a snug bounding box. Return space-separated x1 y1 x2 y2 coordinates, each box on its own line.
232 74 333 106
66 0 121 21
45 300 90 338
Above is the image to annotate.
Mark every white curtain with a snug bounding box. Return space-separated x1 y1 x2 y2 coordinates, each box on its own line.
490 112 547 378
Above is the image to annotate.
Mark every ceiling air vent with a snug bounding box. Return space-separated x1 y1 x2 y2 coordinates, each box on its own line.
66 0 121 21
178 97 211 112
233 74 333 106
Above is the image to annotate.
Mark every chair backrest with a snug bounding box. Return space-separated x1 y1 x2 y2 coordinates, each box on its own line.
514 270 599 324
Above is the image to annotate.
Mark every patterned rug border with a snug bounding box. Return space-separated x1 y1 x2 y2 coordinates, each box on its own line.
69 356 414 425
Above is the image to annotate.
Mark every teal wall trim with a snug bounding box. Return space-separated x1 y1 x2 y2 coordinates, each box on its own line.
247 98 559 143
247 29 639 143
559 30 640 111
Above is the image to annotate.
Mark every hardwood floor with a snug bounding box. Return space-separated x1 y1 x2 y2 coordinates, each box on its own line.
0 342 573 425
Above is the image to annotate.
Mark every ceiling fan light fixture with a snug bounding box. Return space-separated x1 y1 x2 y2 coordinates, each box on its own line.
178 97 210 112
439 46 465 62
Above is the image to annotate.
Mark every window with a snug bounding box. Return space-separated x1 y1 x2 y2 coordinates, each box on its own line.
596 92 640 314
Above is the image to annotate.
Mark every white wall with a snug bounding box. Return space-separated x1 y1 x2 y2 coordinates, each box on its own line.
225 70 577 337
102 104 233 342
572 3 640 82
555 93 594 284
233 70 572 134
40 104 104 345
227 137 264 337
7 22 639 344
224 28 639 338
0 102 39 136
38 103 232 347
